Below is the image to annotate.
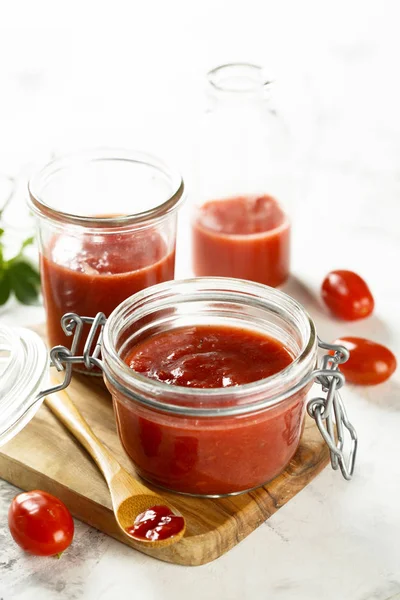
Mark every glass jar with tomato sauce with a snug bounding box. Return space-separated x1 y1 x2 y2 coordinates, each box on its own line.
98 278 355 496
0 278 357 496
28 149 185 362
191 64 292 287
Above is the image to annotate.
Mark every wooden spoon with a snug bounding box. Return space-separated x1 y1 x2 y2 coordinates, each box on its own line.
44 388 185 548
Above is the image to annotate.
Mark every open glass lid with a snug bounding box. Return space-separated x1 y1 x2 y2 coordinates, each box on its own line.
0 325 48 446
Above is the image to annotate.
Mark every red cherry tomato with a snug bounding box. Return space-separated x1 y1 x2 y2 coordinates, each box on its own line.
333 337 397 385
8 490 74 556
321 270 374 320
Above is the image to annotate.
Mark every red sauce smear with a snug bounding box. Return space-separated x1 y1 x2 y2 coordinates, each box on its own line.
125 505 184 541
114 325 305 496
41 227 174 354
192 195 290 287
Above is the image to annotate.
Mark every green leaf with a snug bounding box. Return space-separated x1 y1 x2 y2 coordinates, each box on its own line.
8 259 41 283
0 271 11 305
19 235 35 253
8 259 41 305
0 227 4 237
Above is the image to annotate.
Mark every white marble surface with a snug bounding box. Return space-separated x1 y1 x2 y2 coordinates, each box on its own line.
1 1 400 598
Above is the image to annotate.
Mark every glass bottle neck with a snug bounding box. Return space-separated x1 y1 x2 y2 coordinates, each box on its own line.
207 63 273 107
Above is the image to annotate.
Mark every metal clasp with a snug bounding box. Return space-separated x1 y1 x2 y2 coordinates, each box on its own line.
307 338 358 480
38 312 107 401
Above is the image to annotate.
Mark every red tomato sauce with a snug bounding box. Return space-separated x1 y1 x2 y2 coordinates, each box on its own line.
192 195 290 287
41 229 175 352
126 505 184 541
114 325 307 496
125 325 293 387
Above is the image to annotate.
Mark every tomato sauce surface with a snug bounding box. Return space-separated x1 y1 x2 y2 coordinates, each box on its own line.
114 325 307 496
192 195 290 287
125 325 292 388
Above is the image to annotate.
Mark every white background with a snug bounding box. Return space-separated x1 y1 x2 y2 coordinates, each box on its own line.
1 1 400 599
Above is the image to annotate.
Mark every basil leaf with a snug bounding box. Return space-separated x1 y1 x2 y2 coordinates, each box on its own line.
0 228 4 269
9 259 41 283
8 259 41 305
19 235 35 254
0 271 11 305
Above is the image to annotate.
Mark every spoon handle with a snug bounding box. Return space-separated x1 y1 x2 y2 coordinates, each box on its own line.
45 389 121 485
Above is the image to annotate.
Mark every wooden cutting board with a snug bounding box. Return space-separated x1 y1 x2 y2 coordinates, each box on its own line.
0 329 330 566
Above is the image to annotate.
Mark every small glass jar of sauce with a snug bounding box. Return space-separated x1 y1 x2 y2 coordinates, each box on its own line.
191 64 292 287
0 279 357 496
28 149 185 359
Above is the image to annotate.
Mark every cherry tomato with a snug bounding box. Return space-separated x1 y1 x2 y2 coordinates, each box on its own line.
333 336 397 385
8 490 74 556
321 270 374 320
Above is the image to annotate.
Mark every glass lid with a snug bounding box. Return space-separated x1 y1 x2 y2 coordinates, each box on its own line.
0 325 48 446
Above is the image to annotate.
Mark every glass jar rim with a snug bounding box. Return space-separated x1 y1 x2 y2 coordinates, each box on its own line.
101 277 317 417
207 63 272 95
27 148 185 228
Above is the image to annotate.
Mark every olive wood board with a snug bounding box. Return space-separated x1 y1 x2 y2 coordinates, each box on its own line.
0 327 330 566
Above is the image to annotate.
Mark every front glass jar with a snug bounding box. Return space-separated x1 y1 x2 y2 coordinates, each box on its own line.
27 149 185 359
0 278 357 496
191 64 292 287
102 278 317 497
